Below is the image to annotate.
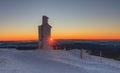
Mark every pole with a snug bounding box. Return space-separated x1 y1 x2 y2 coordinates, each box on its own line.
100 51 102 63
80 49 83 59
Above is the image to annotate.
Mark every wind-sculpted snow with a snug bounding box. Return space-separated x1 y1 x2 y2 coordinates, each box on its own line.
0 49 120 73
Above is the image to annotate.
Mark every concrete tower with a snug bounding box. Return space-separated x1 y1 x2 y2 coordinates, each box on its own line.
38 16 52 49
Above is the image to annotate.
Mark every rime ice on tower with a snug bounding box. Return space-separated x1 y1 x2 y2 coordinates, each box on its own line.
38 16 52 49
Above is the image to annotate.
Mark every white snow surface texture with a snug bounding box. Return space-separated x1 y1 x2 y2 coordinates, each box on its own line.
0 49 120 73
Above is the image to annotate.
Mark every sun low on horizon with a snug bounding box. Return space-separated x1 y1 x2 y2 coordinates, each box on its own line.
0 0 120 41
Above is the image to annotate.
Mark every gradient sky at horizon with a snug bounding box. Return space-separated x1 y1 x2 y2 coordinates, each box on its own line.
0 0 120 40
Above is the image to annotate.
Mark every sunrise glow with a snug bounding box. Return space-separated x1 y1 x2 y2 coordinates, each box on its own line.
0 0 120 41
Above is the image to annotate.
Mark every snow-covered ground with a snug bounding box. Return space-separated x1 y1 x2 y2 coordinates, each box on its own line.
0 49 120 73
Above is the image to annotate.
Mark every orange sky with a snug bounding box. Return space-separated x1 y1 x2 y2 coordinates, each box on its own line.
0 0 120 41
0 32 120 41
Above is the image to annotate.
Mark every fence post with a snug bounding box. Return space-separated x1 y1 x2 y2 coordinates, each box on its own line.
100 51 102 63
80 49 83 59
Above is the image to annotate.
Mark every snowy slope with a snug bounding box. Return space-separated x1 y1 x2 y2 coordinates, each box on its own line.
0 49 120 73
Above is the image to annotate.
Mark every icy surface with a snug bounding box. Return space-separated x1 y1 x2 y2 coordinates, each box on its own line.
0 49 120 73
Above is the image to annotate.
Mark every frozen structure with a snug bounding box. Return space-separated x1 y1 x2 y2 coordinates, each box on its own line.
38 16 52 49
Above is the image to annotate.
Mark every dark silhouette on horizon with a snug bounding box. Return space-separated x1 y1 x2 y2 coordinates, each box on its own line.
38 16 52 49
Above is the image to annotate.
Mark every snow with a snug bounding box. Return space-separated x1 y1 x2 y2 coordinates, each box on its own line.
0 49 120 73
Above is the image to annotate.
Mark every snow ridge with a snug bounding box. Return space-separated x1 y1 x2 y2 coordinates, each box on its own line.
0 49 120 73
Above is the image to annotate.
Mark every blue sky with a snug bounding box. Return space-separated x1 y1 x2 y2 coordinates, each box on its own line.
0 0 120 40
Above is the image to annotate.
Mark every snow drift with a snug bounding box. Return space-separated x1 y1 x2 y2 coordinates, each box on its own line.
0 49 120 73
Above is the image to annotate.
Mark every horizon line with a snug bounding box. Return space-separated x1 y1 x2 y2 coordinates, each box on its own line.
0 38 120 42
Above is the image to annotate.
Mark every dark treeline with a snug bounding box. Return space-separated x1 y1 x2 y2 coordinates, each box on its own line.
0 41 38 50
0 40 120 60
53 42 120 60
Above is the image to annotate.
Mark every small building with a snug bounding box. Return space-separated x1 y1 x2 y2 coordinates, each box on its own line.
38 16 52 49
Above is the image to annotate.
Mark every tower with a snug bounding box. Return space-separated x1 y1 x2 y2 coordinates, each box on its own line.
38 16 52 49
